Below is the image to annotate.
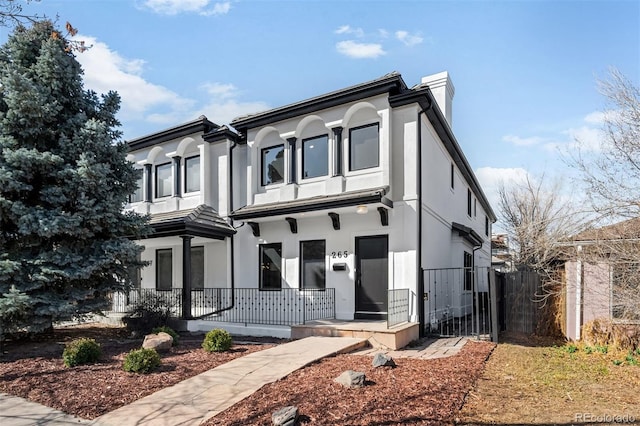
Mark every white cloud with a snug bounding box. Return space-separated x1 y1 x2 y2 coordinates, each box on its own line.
142 0 231 16
502 134 545 147
336 40 386 59
200 82 237 99
584 111 605 124
334 25 364 37
395 30 423 46
73 34 193 120
197 81 271 125
545 126 603 153
476 166 530 214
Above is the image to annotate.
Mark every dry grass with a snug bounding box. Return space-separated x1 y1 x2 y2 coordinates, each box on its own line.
582 318 640 350
459 333 640 425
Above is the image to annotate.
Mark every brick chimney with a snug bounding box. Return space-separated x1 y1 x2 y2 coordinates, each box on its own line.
421 71 455 128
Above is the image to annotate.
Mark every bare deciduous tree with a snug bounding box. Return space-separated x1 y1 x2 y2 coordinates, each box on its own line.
497 174 587 277
572 68 640 218
0 0 42 27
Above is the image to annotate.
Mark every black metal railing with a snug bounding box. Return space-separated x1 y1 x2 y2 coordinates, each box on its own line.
387 288 410 328
422 267 492 338
107 287 335 326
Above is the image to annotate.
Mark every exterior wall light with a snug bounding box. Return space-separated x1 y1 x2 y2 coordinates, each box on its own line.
356 205 368 215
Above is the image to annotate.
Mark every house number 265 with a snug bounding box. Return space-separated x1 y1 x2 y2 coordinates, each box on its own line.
331 251 348 258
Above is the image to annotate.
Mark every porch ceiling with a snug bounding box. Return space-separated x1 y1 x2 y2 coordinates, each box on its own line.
147 205 235 240
229 187 392 221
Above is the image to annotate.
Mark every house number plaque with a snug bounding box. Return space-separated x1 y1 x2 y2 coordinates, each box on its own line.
331 251 348 259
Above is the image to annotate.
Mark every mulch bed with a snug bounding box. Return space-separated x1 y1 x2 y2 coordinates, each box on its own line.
1 325 495 424
0 326 276 420
206 340 495 426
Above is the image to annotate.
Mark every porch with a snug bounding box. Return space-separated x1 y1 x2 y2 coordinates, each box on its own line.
106 287 416 348
291 319 419 350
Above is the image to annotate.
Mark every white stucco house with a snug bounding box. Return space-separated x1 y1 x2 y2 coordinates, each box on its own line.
121 71 496 341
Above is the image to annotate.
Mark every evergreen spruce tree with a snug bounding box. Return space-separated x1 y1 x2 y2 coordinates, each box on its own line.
0 21 149 333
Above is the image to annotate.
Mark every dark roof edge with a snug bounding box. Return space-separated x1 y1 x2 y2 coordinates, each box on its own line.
127 116 220 151
452 222 484 246
203 125 242 144
230 189 391 220
389 88 497 222
230 72 407 132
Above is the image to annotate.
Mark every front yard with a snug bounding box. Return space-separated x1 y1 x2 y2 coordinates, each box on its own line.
3 325 638 425
458 333 640 425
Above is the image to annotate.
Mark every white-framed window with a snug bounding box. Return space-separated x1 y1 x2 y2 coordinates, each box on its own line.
184 155 200 193
349 123 379 171
450 163 455 189
259 243 282 290
129 170 144 203
191 246 204 290
155 163 172 198
156 248 172 290
302 135 328 179
300 240 326 289
463 251 473 291
261 145 285 186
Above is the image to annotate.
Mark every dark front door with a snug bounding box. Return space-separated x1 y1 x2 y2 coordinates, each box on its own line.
355 235 388 319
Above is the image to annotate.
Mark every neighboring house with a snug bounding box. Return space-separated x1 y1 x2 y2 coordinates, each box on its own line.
122 71 496 338
564 218 640 340
491 234 514 272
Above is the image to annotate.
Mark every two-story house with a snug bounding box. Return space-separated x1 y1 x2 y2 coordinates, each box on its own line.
122 71 495 341
124 117 238 319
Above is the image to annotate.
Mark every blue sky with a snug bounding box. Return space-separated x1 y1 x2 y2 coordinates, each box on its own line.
2 0 639 215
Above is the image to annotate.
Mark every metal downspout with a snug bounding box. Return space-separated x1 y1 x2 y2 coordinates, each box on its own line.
417 103 431 337
472 243 483 336
190 139 237 320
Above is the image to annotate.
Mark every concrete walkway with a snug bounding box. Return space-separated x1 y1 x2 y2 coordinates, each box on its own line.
352 336 469 359
93 336 366 426
0 393 91 425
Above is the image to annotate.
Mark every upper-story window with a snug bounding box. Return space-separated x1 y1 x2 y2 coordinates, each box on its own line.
302 135 328 179
184 155 200 193
349 123 379 171
262 144 285 186
450 163 455 189
129 170 144 203
155 163 172 198
467 189 472 217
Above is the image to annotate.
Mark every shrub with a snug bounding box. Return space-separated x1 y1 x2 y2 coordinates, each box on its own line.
123 348 161 374
62 338 102 367
123 292 177 335
202 328 232 353
152 326 179 346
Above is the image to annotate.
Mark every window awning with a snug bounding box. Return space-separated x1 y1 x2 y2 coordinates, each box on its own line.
147 205 235 240
452 222 483 246
230 187 392 221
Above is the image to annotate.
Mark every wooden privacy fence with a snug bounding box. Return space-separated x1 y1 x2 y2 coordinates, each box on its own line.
495 270 542 334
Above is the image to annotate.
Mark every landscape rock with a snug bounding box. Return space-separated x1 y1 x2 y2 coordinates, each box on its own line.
334 370 366 388
272 405 298 426
142 332 173 352
372 353 396 368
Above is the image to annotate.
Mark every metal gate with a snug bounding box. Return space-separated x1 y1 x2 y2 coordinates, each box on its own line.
422 267 494 339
